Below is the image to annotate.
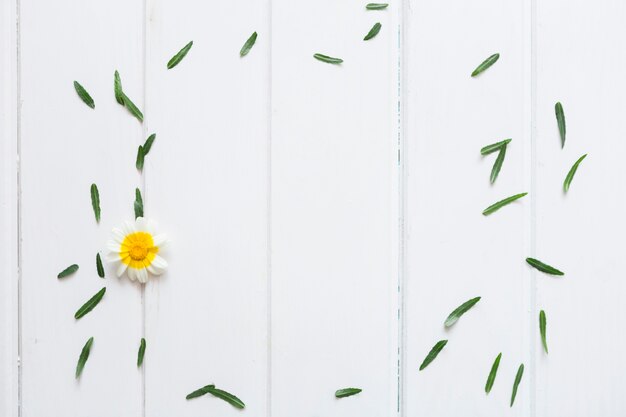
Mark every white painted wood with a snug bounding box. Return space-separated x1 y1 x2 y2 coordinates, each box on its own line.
534 1 626 415
143 0 270 415
18 0 144 415
0 0 18 415
404 0 533 415
270 2 399 416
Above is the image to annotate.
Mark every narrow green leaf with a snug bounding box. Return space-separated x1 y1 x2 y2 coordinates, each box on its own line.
137 338 146 367
555 102 566 148
490 146 507 184
563 154 587 193
240 32 257 57
366 3 389 10
121 92 143 122
314 53 343 64
136 146 145 171
480 138 512 155
186 384 215 400
114 70 124 105
57 264 79 279
75 337 94 379
134 188 143 219
539 310 548 354
73 81 95 109
444 296 481 327
143 133 156 155
205 386 245 409
471 53 500 77
485 352 502 394
510 363 524 407
90 183 101 222
526 257 564 276
74 287 106 319
335 388 362 398
364 23 382 41
167 41 193 69
419 340 448 371
96 253 105 278
482 192 528 216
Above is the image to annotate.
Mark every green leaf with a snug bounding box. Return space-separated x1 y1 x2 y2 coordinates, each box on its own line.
510 363 524 407
539 310 548 354
335 388 362 398
90 183 101 222
419 339 448 371
314 53 343 64
134 188 143 219
485 352 502 394
137 338 146 367
75 337 94 379
186 384 215 400
480 138 512 155
482 192 527 216
555 102 566 148
143 133 156 155
364 23 382 41
74 287 106 319
96 253 105 278
366 3 389 9
57 264 79 279
490 146 507 184
114 70 124 105
471 53 500 77
205 386 245 409
121 92 143 122
240 32 257 57
444 296 481 327
525 257 564 276
73 81 95 109
563 154 587 193
136 146 145 171
167 41 193 69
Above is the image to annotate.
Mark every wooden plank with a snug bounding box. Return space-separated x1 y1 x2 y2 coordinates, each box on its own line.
0 0 18 414
143 1 270 415
403 0 532 415
270 2 400 416
19 0 144 415
534 1 626 415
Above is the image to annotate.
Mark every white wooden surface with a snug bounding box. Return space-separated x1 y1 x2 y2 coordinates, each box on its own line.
2 0 626 416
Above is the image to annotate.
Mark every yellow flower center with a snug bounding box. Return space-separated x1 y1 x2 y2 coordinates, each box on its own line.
120 232 158 269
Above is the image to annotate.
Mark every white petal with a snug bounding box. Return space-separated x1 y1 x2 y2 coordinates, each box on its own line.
153 234 168 247
136 267 148 283
111 227 126 243
116 262 128 277
126 267 137 281
146 219 158 234
135 217 148 232
106 252 121 263
107 240 122 252
123 220 136 235
152 255 168 270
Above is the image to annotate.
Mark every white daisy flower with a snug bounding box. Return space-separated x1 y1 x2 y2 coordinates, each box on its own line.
107 217 168 283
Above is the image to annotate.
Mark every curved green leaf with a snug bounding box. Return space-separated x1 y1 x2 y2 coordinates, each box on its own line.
167 41 193 69
366 3 388 9
485 352 502 394
526 257 564 276
74 287 106 319
510 363 524 407
74 81 94 109
471 53 500 77
335 387 362 398
539 310 548 354
563 154 587 192
57 264 79 279
96 253 105 278
480 138 512 155
75 337 94 379
205 386 245 409
186 384 215 400
240 32 257 57
482 192 527 216
314 53 343 64
90 183 101 222
114 70 124 105
444 296 481 327
121 92 143 122
136 146 145 171
364 23 382 41
555 102 566 148
137 338 146 367
490 146 507 184
419 340 448 371
134 188 143 219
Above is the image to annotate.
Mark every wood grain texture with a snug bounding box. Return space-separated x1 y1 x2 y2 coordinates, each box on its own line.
19 0 144 415
143 0 270 415
270 1 399 416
